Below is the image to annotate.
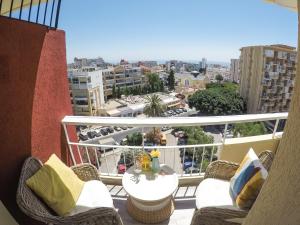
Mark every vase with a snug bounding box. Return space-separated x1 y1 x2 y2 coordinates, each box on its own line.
152 157 160 173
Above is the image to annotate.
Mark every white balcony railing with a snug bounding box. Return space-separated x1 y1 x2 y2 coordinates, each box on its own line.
62 113 288 178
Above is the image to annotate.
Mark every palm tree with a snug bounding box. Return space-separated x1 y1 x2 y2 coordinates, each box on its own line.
144 94 165 117
144 94 166 144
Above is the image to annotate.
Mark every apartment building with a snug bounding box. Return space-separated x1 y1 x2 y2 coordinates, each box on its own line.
230 59 240 82
102 66 147 100
68 67 105 116
74 57 88 68
239 44 297 113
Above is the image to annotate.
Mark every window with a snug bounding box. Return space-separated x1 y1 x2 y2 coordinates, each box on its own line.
72 78 79 84
264 50 274 58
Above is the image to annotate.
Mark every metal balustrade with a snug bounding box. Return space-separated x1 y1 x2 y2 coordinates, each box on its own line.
62 112 288 178
0 0 61 28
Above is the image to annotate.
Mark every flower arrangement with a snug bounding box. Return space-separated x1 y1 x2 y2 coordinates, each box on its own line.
150 149 160 158
136 152 151 171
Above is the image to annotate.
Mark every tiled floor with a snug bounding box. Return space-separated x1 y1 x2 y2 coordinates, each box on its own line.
107 185 197 225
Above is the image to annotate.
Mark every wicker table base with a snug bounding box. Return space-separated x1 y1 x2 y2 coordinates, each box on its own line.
127 196 175 224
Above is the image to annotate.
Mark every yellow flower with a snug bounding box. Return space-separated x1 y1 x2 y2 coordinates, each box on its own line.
150 149 160 158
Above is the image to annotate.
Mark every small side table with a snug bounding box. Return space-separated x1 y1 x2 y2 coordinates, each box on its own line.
122 164 178 224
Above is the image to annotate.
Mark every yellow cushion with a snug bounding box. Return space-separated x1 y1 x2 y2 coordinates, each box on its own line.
26 154 85 216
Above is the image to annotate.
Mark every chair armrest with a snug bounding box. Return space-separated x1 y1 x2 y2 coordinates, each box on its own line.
71 163 101 181
38 207 123 225
190 207 248 225
204 160 239 181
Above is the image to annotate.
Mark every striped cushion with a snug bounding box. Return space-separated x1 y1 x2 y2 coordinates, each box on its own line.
229 148 268 209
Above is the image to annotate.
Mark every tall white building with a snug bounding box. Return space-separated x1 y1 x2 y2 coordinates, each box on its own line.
68 67 105 116
230 59 240 82
200 58 207 69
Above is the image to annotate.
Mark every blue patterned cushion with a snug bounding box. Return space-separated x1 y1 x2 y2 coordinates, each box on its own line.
229 148 268 209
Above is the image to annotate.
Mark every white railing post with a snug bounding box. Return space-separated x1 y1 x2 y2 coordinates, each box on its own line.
62 124 76 165
272 119 280 139
222 123 228 145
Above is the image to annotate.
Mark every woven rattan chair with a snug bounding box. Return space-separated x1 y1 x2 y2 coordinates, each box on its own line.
190 150 274 225
16 157 123 225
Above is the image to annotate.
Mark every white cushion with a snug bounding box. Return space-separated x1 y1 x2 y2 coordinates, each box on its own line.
196 178 236 210
68 180 114 216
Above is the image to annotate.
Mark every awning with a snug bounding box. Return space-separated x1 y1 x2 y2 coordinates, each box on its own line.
0 0 47 15
265 0 297 12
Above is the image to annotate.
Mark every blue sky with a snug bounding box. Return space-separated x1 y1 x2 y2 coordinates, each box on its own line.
60 0 297 63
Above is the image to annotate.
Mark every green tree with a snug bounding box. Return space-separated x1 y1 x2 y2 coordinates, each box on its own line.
124 86 129 96
215 74 224 84
160 80 164 92
147 73 162 93
112 84 116 98
127 132 143 146
188 84 246 115
168 70 175 90
233 122 267 137
175 126 214 172
117 86 121 98
206 82 238 92
144 94 165 117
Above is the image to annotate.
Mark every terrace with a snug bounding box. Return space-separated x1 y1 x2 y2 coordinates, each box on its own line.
0 0 300 225
61 113 286 225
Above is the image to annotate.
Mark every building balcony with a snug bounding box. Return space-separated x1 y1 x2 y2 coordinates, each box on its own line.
59 113 287 224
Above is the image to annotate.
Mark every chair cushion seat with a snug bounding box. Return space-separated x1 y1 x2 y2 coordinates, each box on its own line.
68 180 114 216
196 178 236 210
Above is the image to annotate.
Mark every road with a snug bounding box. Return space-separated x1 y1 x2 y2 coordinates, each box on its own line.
158 131 183 174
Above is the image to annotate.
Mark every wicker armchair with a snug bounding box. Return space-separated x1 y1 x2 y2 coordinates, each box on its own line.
191 150 275 225
16 157 123 225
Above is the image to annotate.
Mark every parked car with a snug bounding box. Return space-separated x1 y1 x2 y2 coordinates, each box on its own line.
182 108 187 112
120 138 128 145
114 126 122 131
161 126 171 131
79 133 88 141
175 109 181 114
117 164 126 174
178 108 183 113
174 131 185 138
94 129 102 137
183 160 194 170
107 127 114 133
178 138 187 145
120 126 128 130
100 129 108 136
185 166 200 174
87 130 97 139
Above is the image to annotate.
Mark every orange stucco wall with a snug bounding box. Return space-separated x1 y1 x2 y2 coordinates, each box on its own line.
0 17 75 224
